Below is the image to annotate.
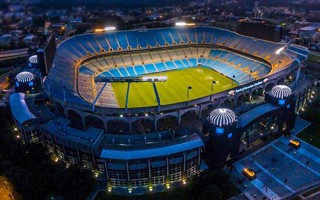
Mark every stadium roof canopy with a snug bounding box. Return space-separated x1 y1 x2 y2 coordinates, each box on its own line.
9 93 36 124
16 71 34 83
100 134 204 160
29 55 38 64
271 85 292 99
238 103 279 128
208 108 237 126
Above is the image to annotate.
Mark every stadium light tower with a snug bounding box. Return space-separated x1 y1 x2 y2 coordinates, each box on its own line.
232 75 236 86
187 86 192 106
211 81 216 101
176 22 187 27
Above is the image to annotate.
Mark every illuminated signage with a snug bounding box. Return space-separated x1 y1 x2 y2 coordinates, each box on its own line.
235 81 263 93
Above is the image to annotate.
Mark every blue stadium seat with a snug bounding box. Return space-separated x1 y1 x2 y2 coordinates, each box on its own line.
155 63 168 71
126 66 137 76
135 33 148 48
126 33 138 49
115 32 129 49
134 65 146 75
106 33 119 50
164 61 177 70
188 58 197 66
118 67 129 77
144 31 157 47
144 64 157 73
152 31 166 46
174 60 186 68
181 59 191 67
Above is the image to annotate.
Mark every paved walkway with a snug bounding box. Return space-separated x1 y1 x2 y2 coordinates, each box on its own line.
231 134 320 200
251 178 280 200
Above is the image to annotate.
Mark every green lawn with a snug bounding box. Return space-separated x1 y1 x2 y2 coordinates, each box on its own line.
308 53 320 63
297 123 320 149
111 67 237 108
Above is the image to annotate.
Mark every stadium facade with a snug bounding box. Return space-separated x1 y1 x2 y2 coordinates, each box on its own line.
9 26 312 194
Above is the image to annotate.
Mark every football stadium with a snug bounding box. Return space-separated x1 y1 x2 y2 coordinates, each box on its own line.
10 26 312 194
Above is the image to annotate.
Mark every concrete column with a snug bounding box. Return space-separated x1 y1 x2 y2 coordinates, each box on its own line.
183 153 186 173
154 119 158 131
126 162 130 181
198 104 202 119
198 148 201 166
104 161 109 180
82 117 86 130
104 120 108 132
76 144 81 164
129 121 132 133
166 157 169 176
178 110 182 125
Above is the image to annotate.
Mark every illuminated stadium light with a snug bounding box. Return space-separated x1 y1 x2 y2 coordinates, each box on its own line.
94 29 105 33
208 108 237 126
276 46 286 54
175 22 196 26
271 85 292 99
95 76 167 83
104 26 116 31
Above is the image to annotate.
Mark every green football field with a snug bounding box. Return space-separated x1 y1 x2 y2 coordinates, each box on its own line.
111 67 238 108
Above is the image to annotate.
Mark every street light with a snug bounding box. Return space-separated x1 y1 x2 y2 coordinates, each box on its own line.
211 80 216 101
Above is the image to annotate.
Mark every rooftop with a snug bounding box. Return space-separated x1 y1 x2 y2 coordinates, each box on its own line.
99 133 204 160
238 103 279 128
41 117 104 146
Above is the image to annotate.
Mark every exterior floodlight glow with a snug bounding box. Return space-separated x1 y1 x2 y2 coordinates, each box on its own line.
104 26 116 31
176 22 187 26
175 22 195 26
276 47 285 55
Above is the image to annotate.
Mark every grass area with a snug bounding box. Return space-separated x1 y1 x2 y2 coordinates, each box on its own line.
111 67 237 108
300 87 320 123
308 53 320 63
297 124 320 149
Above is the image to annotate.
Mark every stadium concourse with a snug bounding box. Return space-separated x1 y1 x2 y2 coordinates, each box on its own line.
9 26 312 195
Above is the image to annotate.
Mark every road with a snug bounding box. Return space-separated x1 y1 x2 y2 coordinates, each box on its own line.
0 48 28 61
